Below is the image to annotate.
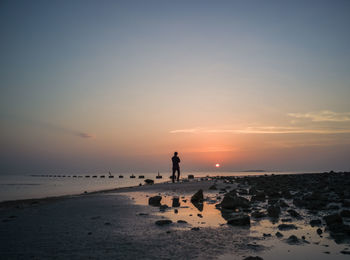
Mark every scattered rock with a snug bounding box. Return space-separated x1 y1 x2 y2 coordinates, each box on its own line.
104 222 111 226
174 209 178 214
287 209 302 219
323 213 343 226
172 197 180 207
191 189 204 203
155 220 172 226
159 204 169 212
221 192 250 209
286 235 302 245
278 224 297 231
177 220 187 224
341 250 350 255
138 213 149 216
144 179 154 185
227 214 250 226
191 227 200 231
197 213 203 218
317 228 323 235
310 219 322 227
149 196 162 206
263 233 272 237
251 211 266 219
340 209 350 218
209 184 217 190
267 205 280 218
243 257 263 260
275 232 283 238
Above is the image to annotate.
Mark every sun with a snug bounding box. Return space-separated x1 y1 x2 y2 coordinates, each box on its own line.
215 163 220 168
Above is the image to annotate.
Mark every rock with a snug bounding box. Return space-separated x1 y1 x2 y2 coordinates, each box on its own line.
267 205 281 218
340 209 350 218
144 179 154 185
287 209 302 219
341 250 350 255
159 204 169 212
172 197 180 207
251 211 266 219
251 192 266 202
286 235 302 245
209 184 217 190
191 189 204 203
278 224 298 231
279 200 289 208
221 193 250 209
174 209 178 214
138 213 149 216
342 199 350 207
243 257 263 260
263 233 272 237
227 214 250 226
317 228 323 235
191 227 200 231
149 196 162 206
188 174 194 179
310 219 322 227
177 220 187 224
323 213 343 226
275 231 283 238
155 220 172 226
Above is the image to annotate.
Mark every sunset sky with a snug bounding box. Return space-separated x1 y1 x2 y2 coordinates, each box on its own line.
1 0 350 174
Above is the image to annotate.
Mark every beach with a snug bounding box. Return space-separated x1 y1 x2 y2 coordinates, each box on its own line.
1 172 350 259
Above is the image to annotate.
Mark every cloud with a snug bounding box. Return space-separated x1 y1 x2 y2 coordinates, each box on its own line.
170 126 350 135
76 132 93 138
288 110 350 122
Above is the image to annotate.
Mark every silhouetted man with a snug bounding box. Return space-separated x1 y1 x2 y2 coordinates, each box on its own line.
172 152 181 183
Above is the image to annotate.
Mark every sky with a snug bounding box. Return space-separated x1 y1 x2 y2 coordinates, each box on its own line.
1 0 350 174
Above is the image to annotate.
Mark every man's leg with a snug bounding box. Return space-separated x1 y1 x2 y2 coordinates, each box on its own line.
177 168 180 182
172 168 175 183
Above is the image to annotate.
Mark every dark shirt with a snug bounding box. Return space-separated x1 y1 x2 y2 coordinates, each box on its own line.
172 156 180 169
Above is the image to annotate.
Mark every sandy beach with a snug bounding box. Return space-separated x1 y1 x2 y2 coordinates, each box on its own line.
1 172 350 260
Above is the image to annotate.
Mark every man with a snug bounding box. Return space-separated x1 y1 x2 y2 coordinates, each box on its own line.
171 152 181 183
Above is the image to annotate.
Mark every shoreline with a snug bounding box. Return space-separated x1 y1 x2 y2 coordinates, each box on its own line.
0 171 339 208
1 171 350 259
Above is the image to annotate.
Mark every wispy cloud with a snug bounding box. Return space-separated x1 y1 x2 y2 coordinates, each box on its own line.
170 126 350 135
288 110 350 122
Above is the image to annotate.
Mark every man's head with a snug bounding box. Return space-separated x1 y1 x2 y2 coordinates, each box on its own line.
174 152 178 156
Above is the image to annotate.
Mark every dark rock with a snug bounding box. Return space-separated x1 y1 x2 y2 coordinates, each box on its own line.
281 218 292 222
251 211 266 219
172 197 180 207
317 228 323 235
327 204 339 210
197 213 203 218
251 192 266 202
279 200 289 208
267 205 281 218
144 179 154 185
310 219 322 227
174 209 178 214
340 209 350 218
209 184 217 190
159 204 169 212
263 233 272 237
149 196 162 206
323 213 343 226
155 220 172 226
341 250 350 255
286 235 302 245
221 193 250 209
227 214 250 226
191 189 204 203
275 231 283 238
278 224 297 231
191 227 200 231
177 220 187 224
287 209 302 219
343 199 350 207
243 257 263 260
188 174 194 179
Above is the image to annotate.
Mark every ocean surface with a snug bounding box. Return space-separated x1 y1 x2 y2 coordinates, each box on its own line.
0 171 311 202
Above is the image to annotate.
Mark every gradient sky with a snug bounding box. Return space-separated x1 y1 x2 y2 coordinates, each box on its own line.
1 0 350 174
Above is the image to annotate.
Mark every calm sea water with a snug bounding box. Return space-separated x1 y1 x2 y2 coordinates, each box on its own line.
0 171 310 202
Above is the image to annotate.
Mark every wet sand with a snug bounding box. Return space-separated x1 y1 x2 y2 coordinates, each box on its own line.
1 173 350 259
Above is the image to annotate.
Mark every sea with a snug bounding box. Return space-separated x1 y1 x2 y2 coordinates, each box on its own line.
0 171 313 202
